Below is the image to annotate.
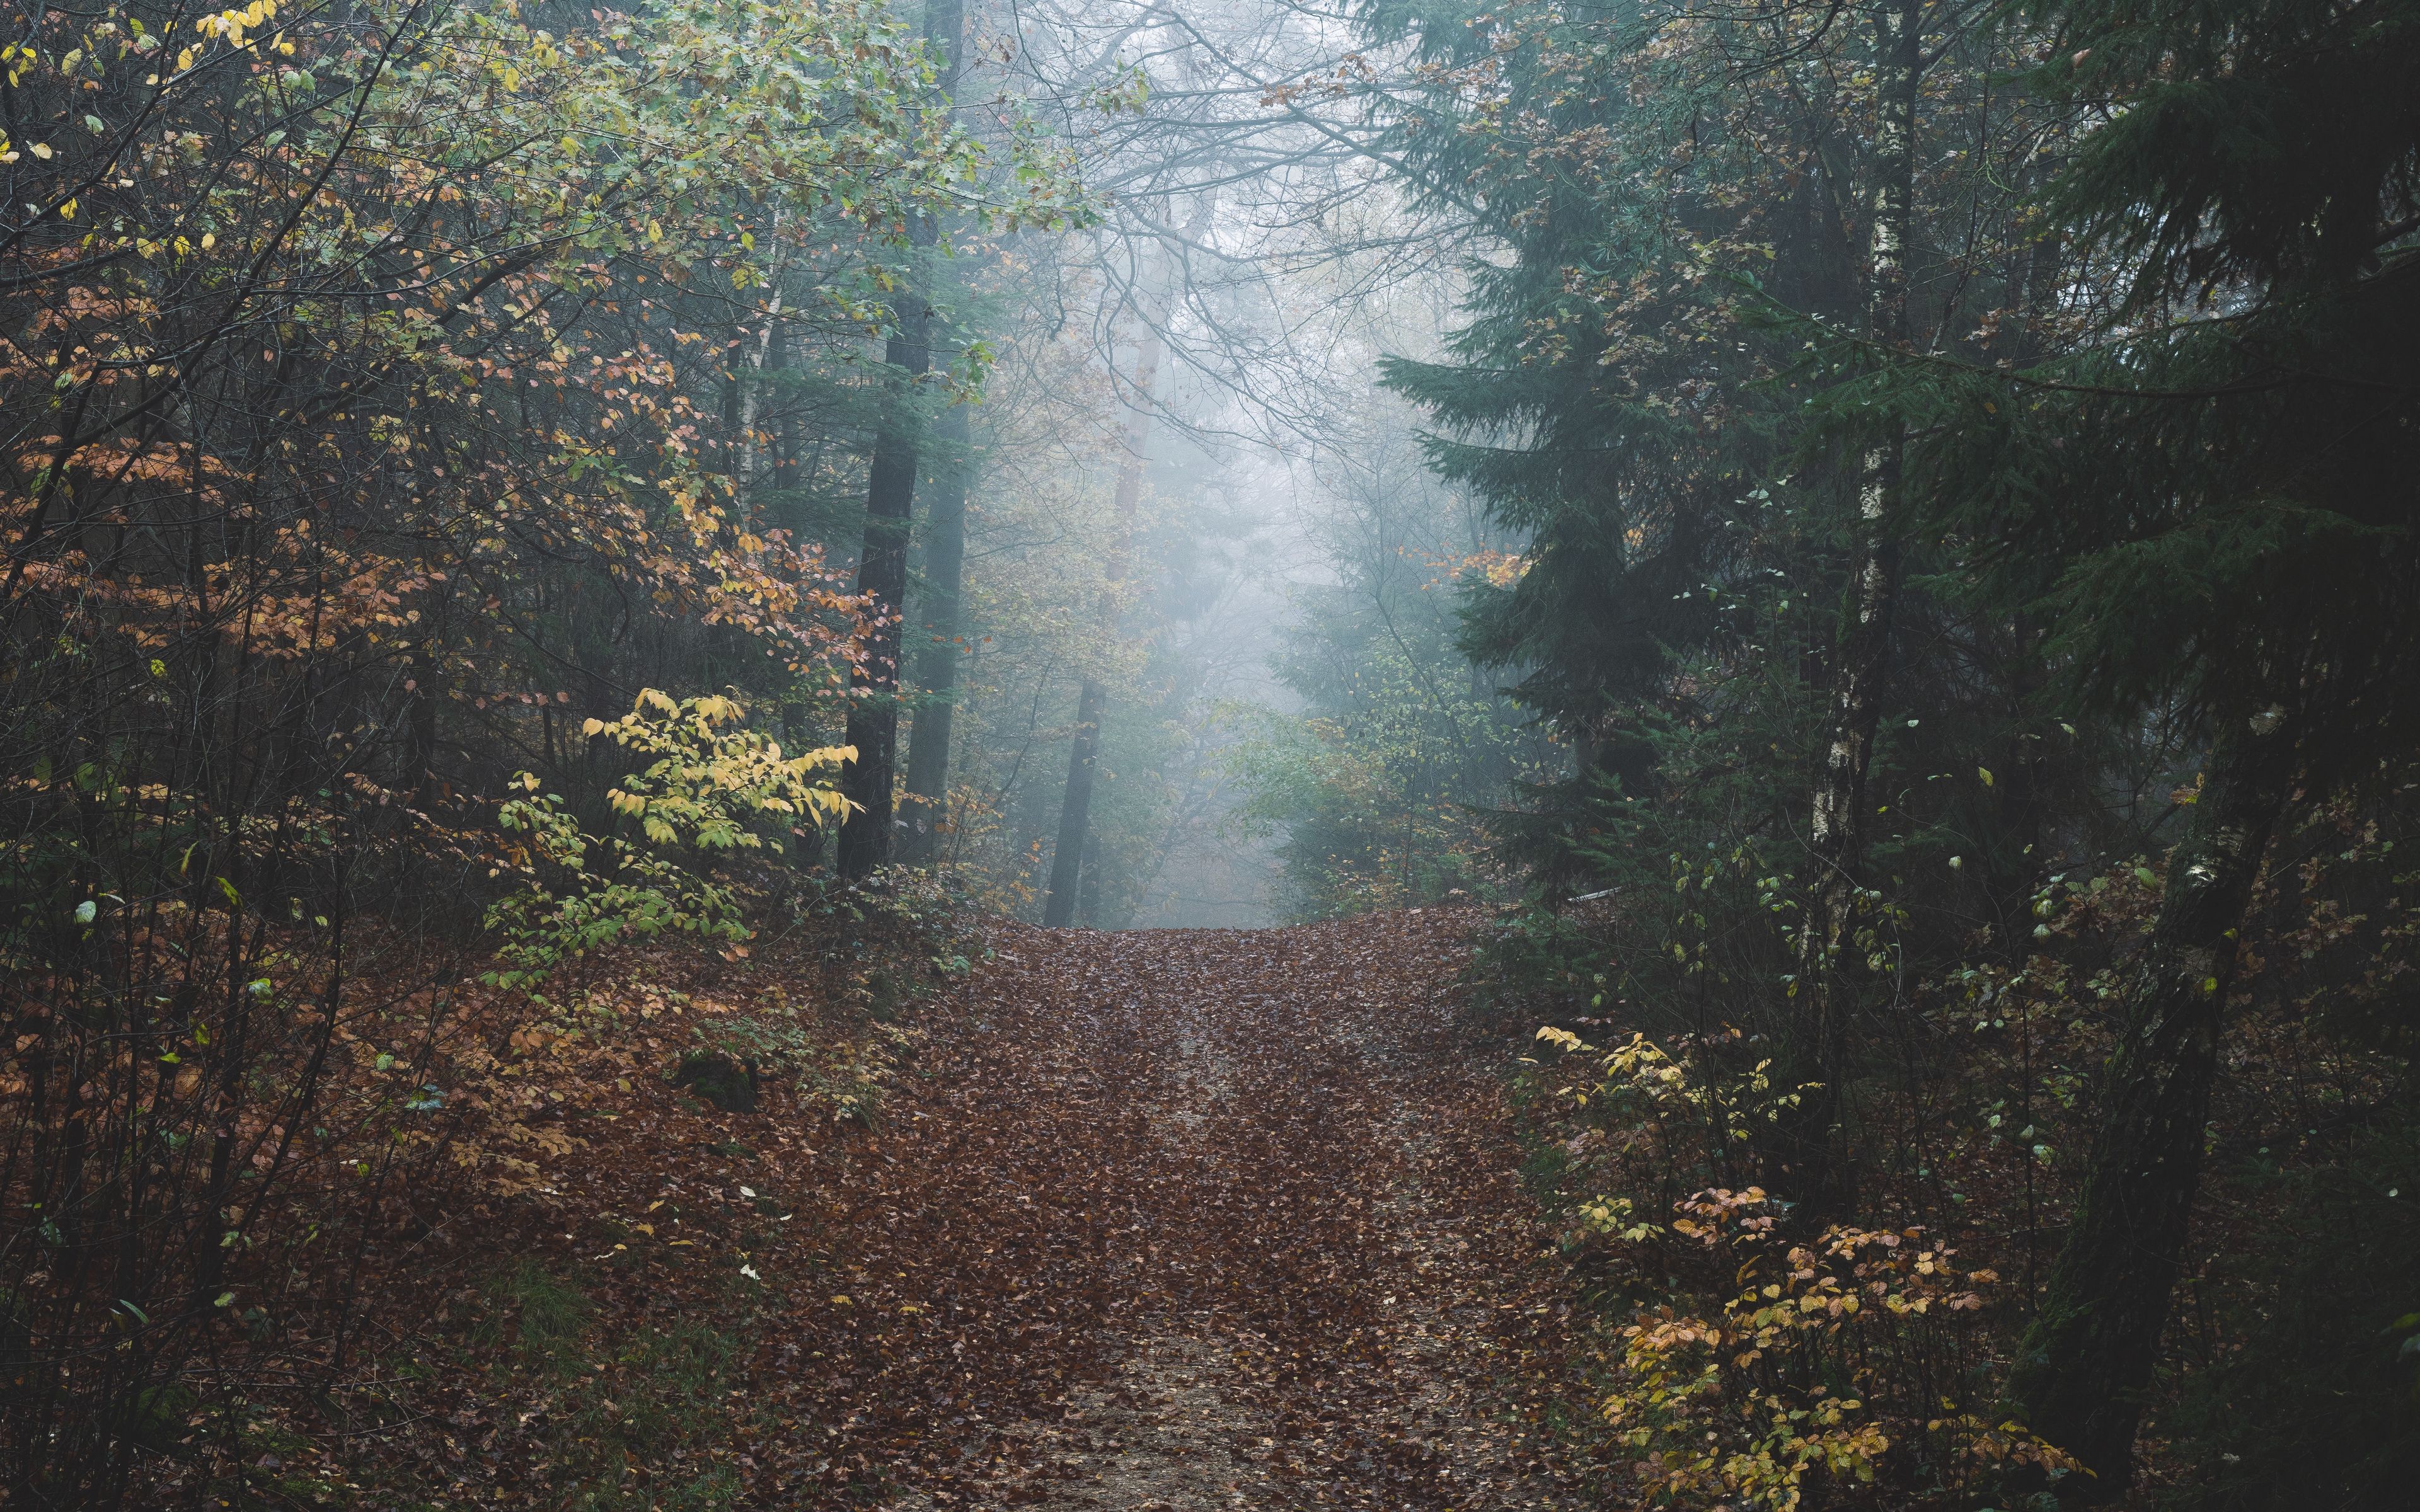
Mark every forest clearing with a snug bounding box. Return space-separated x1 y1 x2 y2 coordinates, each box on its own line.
3 0 2415 1505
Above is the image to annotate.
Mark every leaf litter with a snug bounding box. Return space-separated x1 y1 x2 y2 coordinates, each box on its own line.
325 907 1583 1510
856 910 1580 1511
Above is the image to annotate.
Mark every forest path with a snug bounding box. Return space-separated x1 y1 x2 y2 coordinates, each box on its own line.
821 908 1581 1512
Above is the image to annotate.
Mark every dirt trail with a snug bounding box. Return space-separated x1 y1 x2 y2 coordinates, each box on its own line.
812 910 1581 1512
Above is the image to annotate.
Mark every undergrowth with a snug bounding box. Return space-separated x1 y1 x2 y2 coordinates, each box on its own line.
1478 793 2420 1511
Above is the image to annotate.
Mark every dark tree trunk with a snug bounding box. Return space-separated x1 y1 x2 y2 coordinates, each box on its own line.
899 403 972 863
1042 678 1108 927
1780 0 1923 1211
835 289 931 879
1077 813 1104 924
2006 713 2299 1498
836 0 962 879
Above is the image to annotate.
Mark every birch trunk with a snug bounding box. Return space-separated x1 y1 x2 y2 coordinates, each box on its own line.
1782 0 1922 1210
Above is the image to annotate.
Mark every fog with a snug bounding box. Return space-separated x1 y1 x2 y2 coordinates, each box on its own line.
905 0 1527 925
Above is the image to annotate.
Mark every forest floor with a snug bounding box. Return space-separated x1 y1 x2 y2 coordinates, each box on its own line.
348 907 1591 1510
844 907 1586 1512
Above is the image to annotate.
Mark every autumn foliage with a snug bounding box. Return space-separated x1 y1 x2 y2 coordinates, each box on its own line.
0 0 1082 1499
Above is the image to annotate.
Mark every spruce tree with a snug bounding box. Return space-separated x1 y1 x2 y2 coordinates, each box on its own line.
1894 0 2420 1488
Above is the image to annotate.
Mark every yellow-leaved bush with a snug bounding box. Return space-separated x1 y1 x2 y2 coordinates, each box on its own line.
586 689 854 849
1536 1028 2075 1508
486 690 851 990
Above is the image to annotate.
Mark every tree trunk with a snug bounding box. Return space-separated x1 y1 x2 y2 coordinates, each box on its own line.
836 0 963 879
834 281 931 879
899 403 973 863
2007 713 2299 1498
1042 677 1109 925
1078 822 1104 924
770 319 798 500
735 288 785 494
1781 0 1922 1211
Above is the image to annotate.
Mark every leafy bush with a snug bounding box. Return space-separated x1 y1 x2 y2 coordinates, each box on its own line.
1533 1027 2070 1507
486 690 852 990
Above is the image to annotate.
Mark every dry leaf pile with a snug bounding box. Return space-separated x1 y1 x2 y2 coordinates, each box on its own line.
337 907 1586 1510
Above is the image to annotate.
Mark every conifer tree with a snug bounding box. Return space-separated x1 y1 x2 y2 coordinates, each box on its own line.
1369 0 1785 873
1894 0 2420 1487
